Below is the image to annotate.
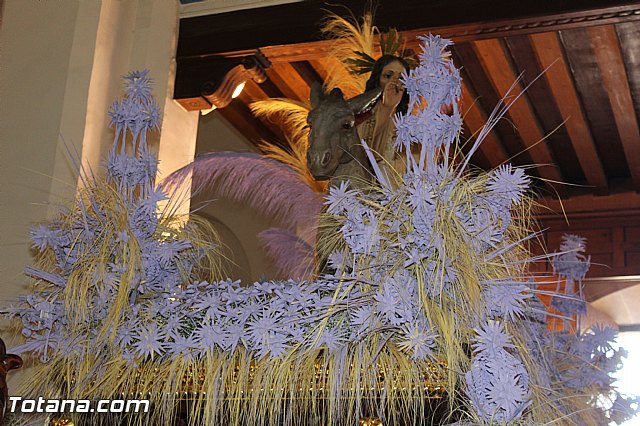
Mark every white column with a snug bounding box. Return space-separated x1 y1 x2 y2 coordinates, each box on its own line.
0 0 196 386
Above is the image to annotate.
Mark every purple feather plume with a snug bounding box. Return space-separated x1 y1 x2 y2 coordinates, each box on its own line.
258 228 315 280
160 152 323 232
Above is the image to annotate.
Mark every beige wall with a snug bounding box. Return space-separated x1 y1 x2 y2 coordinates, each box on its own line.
1 0 91 305
0 0 199 388
0 0 281 362
195 112 280 283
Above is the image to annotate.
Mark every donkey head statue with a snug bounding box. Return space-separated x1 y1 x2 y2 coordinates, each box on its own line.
306 82 382 187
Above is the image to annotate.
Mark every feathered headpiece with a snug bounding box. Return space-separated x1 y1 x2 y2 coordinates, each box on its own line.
345 28 415 75
320 11 415 97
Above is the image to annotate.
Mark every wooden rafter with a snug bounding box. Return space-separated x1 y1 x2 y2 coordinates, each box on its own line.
530 31 608 193
589 25 640 192
289 61 323 88
472 38 564 190
216 98 278 147
307 59 332 82
454 44 537 168
460 80 509 166
560 28 629 181
265 63 305 102
240 81 288 144
616 22 640 121
271 62 311 102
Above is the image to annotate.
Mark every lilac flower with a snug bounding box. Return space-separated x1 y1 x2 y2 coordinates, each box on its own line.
224 321 246 353
484 282 531 321
30 225 58 251
397 321 437 361
341 208 383 256
416 34 454 69
123 70 153 102
374 284 402 326
194 320 229 353
439 108 462 144
193 291 226 320
609 393 640 424
393 113 420 151
325 180 358 215
465 342 530 423
587 324 618 353
314 327 348 353
560 234 587 252
487 164 530 205
485 367 530 420
259 334 289 359
550 295 587 316
131 323 166 359
163 315 186 338
472 322 514 357
552 234 591 282
326 251 348 272
140 99 161 132
350 305 381 336
232 298 263 324
247 310 282 347
403 247 428 268
411 205 436 241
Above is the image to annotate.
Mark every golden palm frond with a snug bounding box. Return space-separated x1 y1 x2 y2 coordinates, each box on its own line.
250 98 328 193
320 11 377 97
250 98 310 149
258 139 328 193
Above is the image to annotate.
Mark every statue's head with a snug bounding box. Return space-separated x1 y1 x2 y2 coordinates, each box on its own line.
306 82 381 181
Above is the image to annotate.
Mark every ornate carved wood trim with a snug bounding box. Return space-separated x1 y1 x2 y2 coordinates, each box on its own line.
401 4 640 47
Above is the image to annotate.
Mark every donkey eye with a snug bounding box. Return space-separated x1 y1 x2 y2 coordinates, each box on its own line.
342 121 354 130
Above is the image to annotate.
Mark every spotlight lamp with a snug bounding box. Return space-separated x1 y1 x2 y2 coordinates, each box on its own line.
200 50 271 111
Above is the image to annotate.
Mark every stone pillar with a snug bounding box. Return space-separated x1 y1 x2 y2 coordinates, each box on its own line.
0 0 198 386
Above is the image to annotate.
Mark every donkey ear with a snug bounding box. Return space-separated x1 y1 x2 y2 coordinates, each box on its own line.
347 87 383 115
329 88 344 100
310 82 324 108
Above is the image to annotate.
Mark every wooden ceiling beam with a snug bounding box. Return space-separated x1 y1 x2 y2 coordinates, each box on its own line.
616 22 640 122
216 98 279 147
272 62 311 102
560 28 629 181
460 80 510 166
239 81 288 144
399 3 640 48
530 31 608 193
535 191 640 219
589 25 640 192
181 4 640 64
289 61 323 88
472 38 564 191
264 63 307 102
307 59 332 82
